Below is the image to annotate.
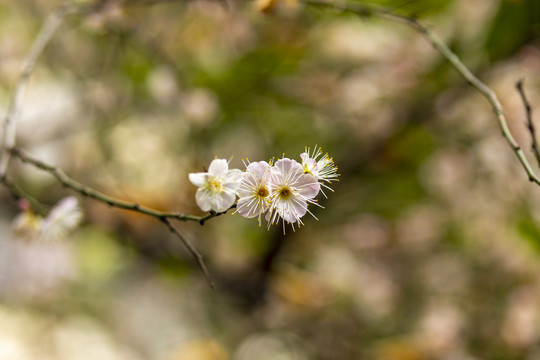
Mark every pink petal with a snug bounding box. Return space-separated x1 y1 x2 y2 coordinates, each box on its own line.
278 197 306 223
296 174 320 199
237 196 265 218
247 161 271 180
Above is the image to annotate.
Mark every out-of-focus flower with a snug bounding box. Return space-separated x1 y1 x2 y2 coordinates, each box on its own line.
12 196 83 242
300 146 339 197
39 196 84 241
189 159 243 212
266 158 320 232
254 0 298 14
236 161 271 225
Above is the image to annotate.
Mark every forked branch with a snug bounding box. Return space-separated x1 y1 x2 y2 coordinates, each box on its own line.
302 0 540 185
516 79 540 168
10 147 225 288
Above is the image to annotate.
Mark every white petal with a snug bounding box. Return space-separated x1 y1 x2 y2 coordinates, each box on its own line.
195 188 213 212
189 172 208 187
223 169 243 192
208 159 229 176
213 191 236 212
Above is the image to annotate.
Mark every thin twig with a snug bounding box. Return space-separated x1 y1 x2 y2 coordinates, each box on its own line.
0 0 178 181
0 176 48 216
302 0 540 186
516 79 540 168
10 147 230 287
161 218 214 289
0 1 233 288
0 7 73 180
9 148 233 223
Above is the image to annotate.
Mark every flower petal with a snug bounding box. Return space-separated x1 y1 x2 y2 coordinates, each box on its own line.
189 172 208 187
195 188 213 212
237 196 265 218
247 161 271 180
208 159 229 176
214 190 236 212
223 169 243 192
277 197 306 223
296 174 320 199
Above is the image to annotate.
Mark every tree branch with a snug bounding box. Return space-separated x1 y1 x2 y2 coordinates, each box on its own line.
0 7 71 179
9 148 234 223
516 79 540 168
302 0 540 186
161 218 214 289
0 175 48 216
9 147 242 288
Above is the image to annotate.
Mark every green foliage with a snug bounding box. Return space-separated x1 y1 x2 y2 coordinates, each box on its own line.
485 0 540 62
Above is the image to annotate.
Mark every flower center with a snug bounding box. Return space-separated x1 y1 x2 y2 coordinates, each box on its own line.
257 186 269 198
278 186 292 200
209 178 223 193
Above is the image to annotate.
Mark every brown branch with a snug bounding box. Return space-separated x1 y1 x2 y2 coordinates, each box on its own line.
161 218 214 289
516 79 540 168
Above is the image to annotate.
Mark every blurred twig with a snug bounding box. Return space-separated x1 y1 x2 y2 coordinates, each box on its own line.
0 0 113 181
302 0 540 186
0 6 71 180
0 176 48 216
516 79 540 168
162 218 214 288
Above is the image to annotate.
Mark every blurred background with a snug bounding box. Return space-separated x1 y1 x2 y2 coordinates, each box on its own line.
1 0 540 359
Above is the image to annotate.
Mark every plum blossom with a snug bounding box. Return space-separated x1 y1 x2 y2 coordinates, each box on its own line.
12 196 84 242
300 145 339 197
189 159 243 212
266 158 320 232
189 147 338 232
236 161 271 225
39 196 84 241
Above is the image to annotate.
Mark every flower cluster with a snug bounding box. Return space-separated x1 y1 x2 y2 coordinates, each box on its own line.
189 146 338 232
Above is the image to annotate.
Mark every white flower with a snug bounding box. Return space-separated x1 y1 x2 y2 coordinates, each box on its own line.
236 161 271 225
39 196 84 241
189 159 243 213
300 145 339 197
267 158 320 232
